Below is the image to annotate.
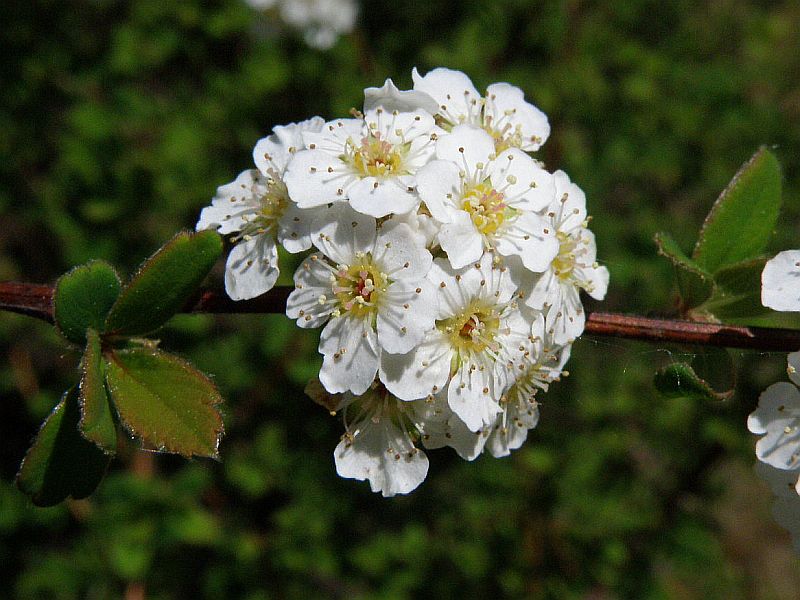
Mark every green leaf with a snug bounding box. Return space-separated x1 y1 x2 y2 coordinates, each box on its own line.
693 147 782 273
54 260 121 345
654 232 713 310
691 258 770 324
104 347 224 458
104 230 222 337
16 388 111 506
654 361 733 402
78 329 117 453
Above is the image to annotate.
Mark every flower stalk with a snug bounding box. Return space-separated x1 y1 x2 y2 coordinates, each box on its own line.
4 281 800 352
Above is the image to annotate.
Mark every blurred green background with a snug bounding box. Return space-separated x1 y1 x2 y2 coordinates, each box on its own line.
3 0 800 597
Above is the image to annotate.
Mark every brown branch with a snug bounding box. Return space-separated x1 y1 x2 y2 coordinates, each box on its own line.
3 281 800 352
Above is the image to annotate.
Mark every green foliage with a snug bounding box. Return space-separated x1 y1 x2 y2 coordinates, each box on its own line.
654 232 713 310
78 329 117 452
19 230 224 504
53 261 121 346
657 147 785 325
693 147 782 273
104 230 222 337
105 348 223 458
4 0 800 597
654 362 733 402
15 388 110 507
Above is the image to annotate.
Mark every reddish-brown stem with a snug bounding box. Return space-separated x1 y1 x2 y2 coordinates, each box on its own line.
3 281 800 352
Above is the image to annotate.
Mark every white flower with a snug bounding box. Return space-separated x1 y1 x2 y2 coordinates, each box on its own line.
413 391 489 461
196 117 324 300
380 253 533 432
485 315 571 458
522 170 609 344
748 351 800 477
412 67 550 153
755 463 800 551
280 0 358 49
286 204 436 395
364 78 440 115
284 109 441 218
762 250 800 312
332 384 429 497
247 0 358 50
416 124 557 270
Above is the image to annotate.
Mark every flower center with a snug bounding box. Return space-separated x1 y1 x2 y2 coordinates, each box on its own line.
349 133 404 178
257 179 289 232
552 231 578 280
462 182 509 237
438 301 501 354
333 261 387 318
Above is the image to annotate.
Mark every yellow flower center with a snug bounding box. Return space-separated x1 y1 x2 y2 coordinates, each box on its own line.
462 182 510 237
257 179 289 232
552 231 578 280
437 301 501 355
349 134 405 178
333 262 387 318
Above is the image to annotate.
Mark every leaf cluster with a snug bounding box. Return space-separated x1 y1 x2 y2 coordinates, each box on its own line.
16 230 223 505
654 147 783 400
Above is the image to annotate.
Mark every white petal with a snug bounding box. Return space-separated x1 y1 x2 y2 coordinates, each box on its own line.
494 212 559 272
252 117 325 175
485 400 540 458
302 118 362 153
435 124 495 173
373 222 433 281
380 330 451 400
762 250 800 312
416 395 488 460
582 263 610 301
415 160 463 223
749 381 800 470
319 315 380 395
311 203 376 265
551 170 588 232
363 78 440 115
447 363 502 432
547 285 586 345
484 82 550 151
524 268 557 310
197 170 262 234
284 149 354 208
438 211 484 270
377 279 437 354
365 108 437 146
487 149 555 212
224 235 279 301
334 412 428 497
348 176 419 218
277 203 321 253
286 254 334 328
412 67 481 126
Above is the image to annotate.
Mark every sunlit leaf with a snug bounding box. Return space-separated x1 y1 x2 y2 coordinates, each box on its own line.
53 260 121 346
104 347 224 458
693 147 781 273
104 230 222 337
78 329 117 453
16 388 111 506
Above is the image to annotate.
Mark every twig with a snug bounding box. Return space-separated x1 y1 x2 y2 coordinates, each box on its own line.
2 281 800 352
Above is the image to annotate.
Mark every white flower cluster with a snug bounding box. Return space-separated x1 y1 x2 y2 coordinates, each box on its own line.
246 0 358 49
751 252 800 546
197 68 609 496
